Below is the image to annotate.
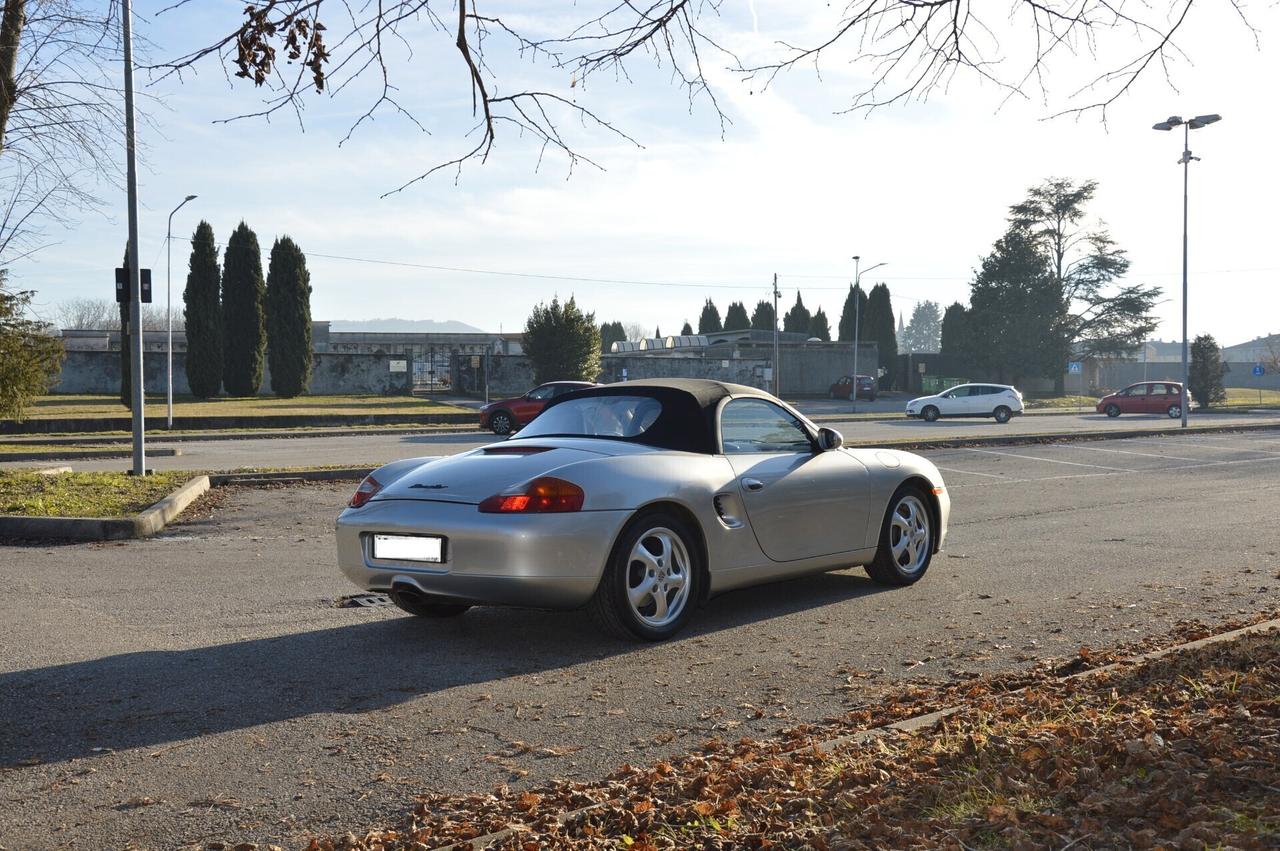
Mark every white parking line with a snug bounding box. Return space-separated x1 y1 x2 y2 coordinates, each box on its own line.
1051 443 1200 462
1123 437 1280 456
945 451 1280 489
935 465 1007 479
958 447 1137 472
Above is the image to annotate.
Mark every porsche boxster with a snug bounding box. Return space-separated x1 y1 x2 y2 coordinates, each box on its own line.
335 379 949 640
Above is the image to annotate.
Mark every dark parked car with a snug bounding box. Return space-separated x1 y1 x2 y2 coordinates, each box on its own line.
829 374 877 401
1096 381 1186 418
479 381 597 434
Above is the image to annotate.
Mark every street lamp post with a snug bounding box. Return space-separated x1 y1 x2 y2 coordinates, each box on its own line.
1153 113 1220 428
850 256 887 413
166 194 197 429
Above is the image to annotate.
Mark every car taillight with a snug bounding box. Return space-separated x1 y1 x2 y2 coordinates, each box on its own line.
349 474 381 508
478 476 584 513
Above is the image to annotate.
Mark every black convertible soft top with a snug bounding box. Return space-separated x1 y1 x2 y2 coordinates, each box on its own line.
541 378 778 454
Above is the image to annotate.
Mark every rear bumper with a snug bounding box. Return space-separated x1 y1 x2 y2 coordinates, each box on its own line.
335 499 632 609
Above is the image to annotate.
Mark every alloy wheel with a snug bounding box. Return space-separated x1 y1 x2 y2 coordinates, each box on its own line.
625 527 691 628
888 495 930 575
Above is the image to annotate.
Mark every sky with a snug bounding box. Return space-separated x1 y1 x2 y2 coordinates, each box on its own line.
14 0 1280 347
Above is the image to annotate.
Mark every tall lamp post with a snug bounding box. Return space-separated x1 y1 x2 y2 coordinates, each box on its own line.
166 194 197 429
1152 113 1220 428
850 256 887 413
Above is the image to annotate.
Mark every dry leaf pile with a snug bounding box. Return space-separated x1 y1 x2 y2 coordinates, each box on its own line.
298 623 1278 851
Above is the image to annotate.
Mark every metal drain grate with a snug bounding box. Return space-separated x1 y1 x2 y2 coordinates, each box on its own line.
334 593 393 608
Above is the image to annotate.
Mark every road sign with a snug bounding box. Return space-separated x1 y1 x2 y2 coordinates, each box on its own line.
1068 362 1083 374
470 355 481 368
1254 364 1266 377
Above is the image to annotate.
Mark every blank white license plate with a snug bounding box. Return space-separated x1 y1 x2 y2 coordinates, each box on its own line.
372 534 444 563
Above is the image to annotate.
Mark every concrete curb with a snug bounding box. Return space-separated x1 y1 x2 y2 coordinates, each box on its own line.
0 426 485 446
0 447 182 462
0 410 476 435
424 617 1280 850
209 468 374 486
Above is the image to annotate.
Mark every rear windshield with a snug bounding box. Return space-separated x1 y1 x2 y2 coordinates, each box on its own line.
519 395 663 439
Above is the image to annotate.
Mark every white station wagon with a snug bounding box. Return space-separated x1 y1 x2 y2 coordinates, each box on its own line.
905 383 1024 423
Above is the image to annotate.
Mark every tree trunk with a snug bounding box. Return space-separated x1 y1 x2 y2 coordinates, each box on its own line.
0 0 24 156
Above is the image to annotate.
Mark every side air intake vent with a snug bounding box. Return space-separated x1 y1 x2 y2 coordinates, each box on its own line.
713 493 744 528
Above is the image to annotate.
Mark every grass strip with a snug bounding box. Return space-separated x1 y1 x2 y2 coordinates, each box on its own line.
21 394 470 420
0 471 191 518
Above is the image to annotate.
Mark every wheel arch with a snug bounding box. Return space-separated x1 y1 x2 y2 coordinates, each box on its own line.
606 499 712 606
897 475 943 554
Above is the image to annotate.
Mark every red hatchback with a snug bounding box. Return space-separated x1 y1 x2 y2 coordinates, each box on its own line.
829 374 877 401
1096 381 1186 418
479 381 597 434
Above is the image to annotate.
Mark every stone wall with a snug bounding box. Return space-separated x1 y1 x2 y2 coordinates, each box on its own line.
1091 360 1280 393
52 351 413 396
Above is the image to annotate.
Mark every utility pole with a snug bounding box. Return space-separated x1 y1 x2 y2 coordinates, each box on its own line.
771 273 780 396
122 0 145 474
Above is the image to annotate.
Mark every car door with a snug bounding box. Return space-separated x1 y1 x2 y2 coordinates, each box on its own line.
720 398 872 561
945 385 977 415
1147 383 1169 414
513 385 555 424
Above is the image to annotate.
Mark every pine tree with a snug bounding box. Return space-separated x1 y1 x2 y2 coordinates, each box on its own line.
901 300 942 353
837 284 867 342
183 221 223 398
750 300 775 331
0 272 65 422
680 321 693 336
265 236 313 398
783 292 811 334
940 302 971 365
697 299 722 333
524 297 601 383
809 308 831 341
863 283 898 389
221 222 266 396
1189 334 1226 408
723 301 750 332
599 320 627 353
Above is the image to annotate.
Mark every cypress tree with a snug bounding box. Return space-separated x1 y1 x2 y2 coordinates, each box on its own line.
118 244 131 409
183 221 223 398
265 236 313 397
697 299 722 333
864 283 898 389
221 222 266 396
680 321 693 336
940 302 971 366
750 300 775 331
809 308 831 341
783 292 811 334
837 284 867 342
723 301 750 332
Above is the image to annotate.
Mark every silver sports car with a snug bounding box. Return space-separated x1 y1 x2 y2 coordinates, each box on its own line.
335 379 950 640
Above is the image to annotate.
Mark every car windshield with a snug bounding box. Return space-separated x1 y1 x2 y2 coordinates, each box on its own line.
518 395 663 439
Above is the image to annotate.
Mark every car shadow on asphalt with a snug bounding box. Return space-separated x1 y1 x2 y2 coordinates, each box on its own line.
0 570 889 767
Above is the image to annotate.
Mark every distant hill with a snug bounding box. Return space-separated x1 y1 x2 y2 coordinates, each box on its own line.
327 318 484 333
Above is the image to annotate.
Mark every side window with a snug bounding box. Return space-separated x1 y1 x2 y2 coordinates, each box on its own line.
721 399 813 454
527 386 555 400
1149 383 1167 396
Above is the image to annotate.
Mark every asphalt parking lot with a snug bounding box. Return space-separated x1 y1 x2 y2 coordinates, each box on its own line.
2 430 1278 849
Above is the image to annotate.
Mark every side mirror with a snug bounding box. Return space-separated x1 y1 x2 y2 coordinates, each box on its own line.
817 427 844 451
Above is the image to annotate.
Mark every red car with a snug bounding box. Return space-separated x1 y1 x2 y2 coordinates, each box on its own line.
829 374 877 401
479 381 597 434
1096 381 1186 418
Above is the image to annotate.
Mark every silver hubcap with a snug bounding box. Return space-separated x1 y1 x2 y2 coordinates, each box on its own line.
626 527 691 628
889 495 930 575
494 415 510 431
1170 406 1181 418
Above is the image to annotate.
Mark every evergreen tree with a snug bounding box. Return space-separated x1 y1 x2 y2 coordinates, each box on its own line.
1189 334 1226 408
697 299 722 333
680 320 694 336
782 292 811 334
183 221 223 398
809 308 831 341
837 284 867 342
654 325 661 338
524 296 601 383
863 283 898 389
0 271 65 422
966 225 1063 384
939 302 971 365
901 300 942 353
599 320 627 353
221 222 267 396
750 300 775 331
723 301 750 331
265 236 313 398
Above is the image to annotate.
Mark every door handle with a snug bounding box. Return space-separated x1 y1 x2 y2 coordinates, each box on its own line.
742 478 765 492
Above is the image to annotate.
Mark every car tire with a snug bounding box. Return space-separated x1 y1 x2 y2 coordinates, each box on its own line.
993 406 1012 424
489 410 515 435
865 486 934 587
588 510 702 641
390 587 471 618
1167 404 1182 419
922 406 940 422
1105 404 1120 418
